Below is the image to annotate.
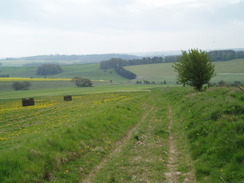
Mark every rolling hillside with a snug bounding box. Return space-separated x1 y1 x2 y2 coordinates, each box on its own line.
0 63 126 82
0 54 140 66
125 58 244 84
0 58 243 87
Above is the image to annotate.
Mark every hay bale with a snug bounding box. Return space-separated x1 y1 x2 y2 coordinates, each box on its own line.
64 95 72 101
22 98 35 106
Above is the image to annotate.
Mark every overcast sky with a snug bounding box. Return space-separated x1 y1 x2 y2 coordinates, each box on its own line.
0 0 244 57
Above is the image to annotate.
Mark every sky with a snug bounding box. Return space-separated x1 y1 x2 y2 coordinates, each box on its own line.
0 0 244 57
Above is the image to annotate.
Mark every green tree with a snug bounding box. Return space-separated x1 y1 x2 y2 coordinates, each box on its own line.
71 77 93 87
173 49 215 91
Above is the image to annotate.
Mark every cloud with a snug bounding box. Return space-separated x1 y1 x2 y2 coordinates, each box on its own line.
0 0 244 57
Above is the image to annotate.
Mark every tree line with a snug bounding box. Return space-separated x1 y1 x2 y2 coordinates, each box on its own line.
100 50 244 73
208 50 244 61
115 66 136 79
100 57 164 79
100 58 137 79
100 57 164 70
164 50 244 63
36 64 63 75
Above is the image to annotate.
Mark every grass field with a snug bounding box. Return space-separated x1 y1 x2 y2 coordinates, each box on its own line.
0 63 129 94
0 63 126 81
0 89 153 182
1 58 243 85
125 58 244 84
0 84 161 99
1 56 243 182
125 62 176 83
0 87 243 182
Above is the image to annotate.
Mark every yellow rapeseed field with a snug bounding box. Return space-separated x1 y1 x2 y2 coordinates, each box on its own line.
0 77 71 82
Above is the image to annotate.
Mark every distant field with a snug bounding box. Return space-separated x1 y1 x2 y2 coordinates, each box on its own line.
125 63 176 83
0 77 111 92
125 58 244 84
212 58 244 83
0 58 243 94
0 84 162 99
0 63 126 81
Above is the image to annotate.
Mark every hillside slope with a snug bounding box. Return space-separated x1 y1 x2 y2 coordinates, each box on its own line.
125 58 244 84
167 87 244 183
0 54 140 66
0 63 126 81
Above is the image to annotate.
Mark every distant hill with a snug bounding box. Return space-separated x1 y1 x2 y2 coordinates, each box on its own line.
132 50 182 57
0 54 140 66
132 48 244 57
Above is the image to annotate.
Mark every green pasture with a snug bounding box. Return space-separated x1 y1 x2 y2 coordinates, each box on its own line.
1 58 243 85
125 62 176 83
0 84 163 99
0 63 126 81
0 89 151 182
1 58 243 99
125 58 244 84
0 80 73 92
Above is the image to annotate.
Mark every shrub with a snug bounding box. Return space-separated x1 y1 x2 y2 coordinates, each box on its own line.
12 81 32 90
71 77 93 87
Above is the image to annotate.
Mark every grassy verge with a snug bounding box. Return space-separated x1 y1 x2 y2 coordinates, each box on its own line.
162 87 244 183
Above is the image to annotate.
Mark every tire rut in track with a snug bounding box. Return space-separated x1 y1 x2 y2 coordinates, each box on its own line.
165 107 195 183
81 105 154 183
